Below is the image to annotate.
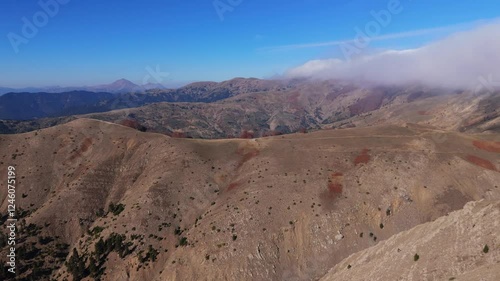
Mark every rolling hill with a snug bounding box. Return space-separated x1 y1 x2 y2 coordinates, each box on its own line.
0 118 498 280
2 79 498 139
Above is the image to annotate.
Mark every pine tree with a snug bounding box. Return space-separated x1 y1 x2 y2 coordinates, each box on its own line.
66 248 87 281
88 256 99 277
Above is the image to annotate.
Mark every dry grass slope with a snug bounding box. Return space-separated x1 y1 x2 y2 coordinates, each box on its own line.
0 118 498 280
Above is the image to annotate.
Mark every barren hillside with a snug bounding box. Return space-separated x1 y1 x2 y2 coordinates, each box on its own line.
320 199 500 281
80 86 500 138
0 119 499 280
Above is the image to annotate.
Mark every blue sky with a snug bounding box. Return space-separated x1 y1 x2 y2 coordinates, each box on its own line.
0 0 499 87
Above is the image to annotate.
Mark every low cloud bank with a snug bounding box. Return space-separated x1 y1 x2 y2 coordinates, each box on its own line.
286 22 500 89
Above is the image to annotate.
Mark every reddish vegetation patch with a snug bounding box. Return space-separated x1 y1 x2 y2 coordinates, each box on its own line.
238 151 259 168
354 149 371 165
119 119 147 132
286 91 302 110
69 138 93 161
473 140 500 153
120 119 139 128
417 111 430 116
328 182 343 194
236 147 260 168
80 138 93 153
168 131 187 138
324 86 358 102
227 182 239 191
239 130 255 139
287 92 300 104
466 155 497 171
322 172 344 201
348 92 386 116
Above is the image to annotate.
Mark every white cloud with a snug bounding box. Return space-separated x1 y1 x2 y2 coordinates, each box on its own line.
286 21 500 88
260 25 456 52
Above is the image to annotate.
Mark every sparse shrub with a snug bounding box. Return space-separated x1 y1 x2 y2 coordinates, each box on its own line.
89 226 105 236
483 245 489 253
239 130 254 139
414 254 420 261
38 236 54 245
66 249 87 281
174 226 182 235
95 208 105 217
145 245 159 262
108 203 125 216
179 237 188 246
88 256 99 278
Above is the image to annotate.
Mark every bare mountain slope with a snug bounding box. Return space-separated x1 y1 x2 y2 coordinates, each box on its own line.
320 199 500 281
1 80 497 139
0 119 499 280
340 91 500 134
82 86 499 138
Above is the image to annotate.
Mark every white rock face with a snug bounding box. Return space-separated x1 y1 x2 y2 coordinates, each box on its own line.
320 200 500 281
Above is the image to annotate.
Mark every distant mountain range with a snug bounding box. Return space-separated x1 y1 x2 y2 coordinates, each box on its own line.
0 78 292 120
0 79 167 95
0 77 498 137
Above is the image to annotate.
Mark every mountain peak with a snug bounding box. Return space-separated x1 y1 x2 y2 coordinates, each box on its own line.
111 79 138 87
89 79 143 93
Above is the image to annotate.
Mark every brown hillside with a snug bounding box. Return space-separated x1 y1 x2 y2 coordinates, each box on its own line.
320 199 500 281
0 119 499 280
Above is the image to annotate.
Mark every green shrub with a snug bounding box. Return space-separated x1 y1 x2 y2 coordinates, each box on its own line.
89 226 105 236
66 249 88 281
483 245 489 254
414 254 420 261
108 203 125 216
179 237 188 246
174 226 182 235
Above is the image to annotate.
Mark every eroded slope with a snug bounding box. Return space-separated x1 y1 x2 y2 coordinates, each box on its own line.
320 199 500 281
0 119 498 280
